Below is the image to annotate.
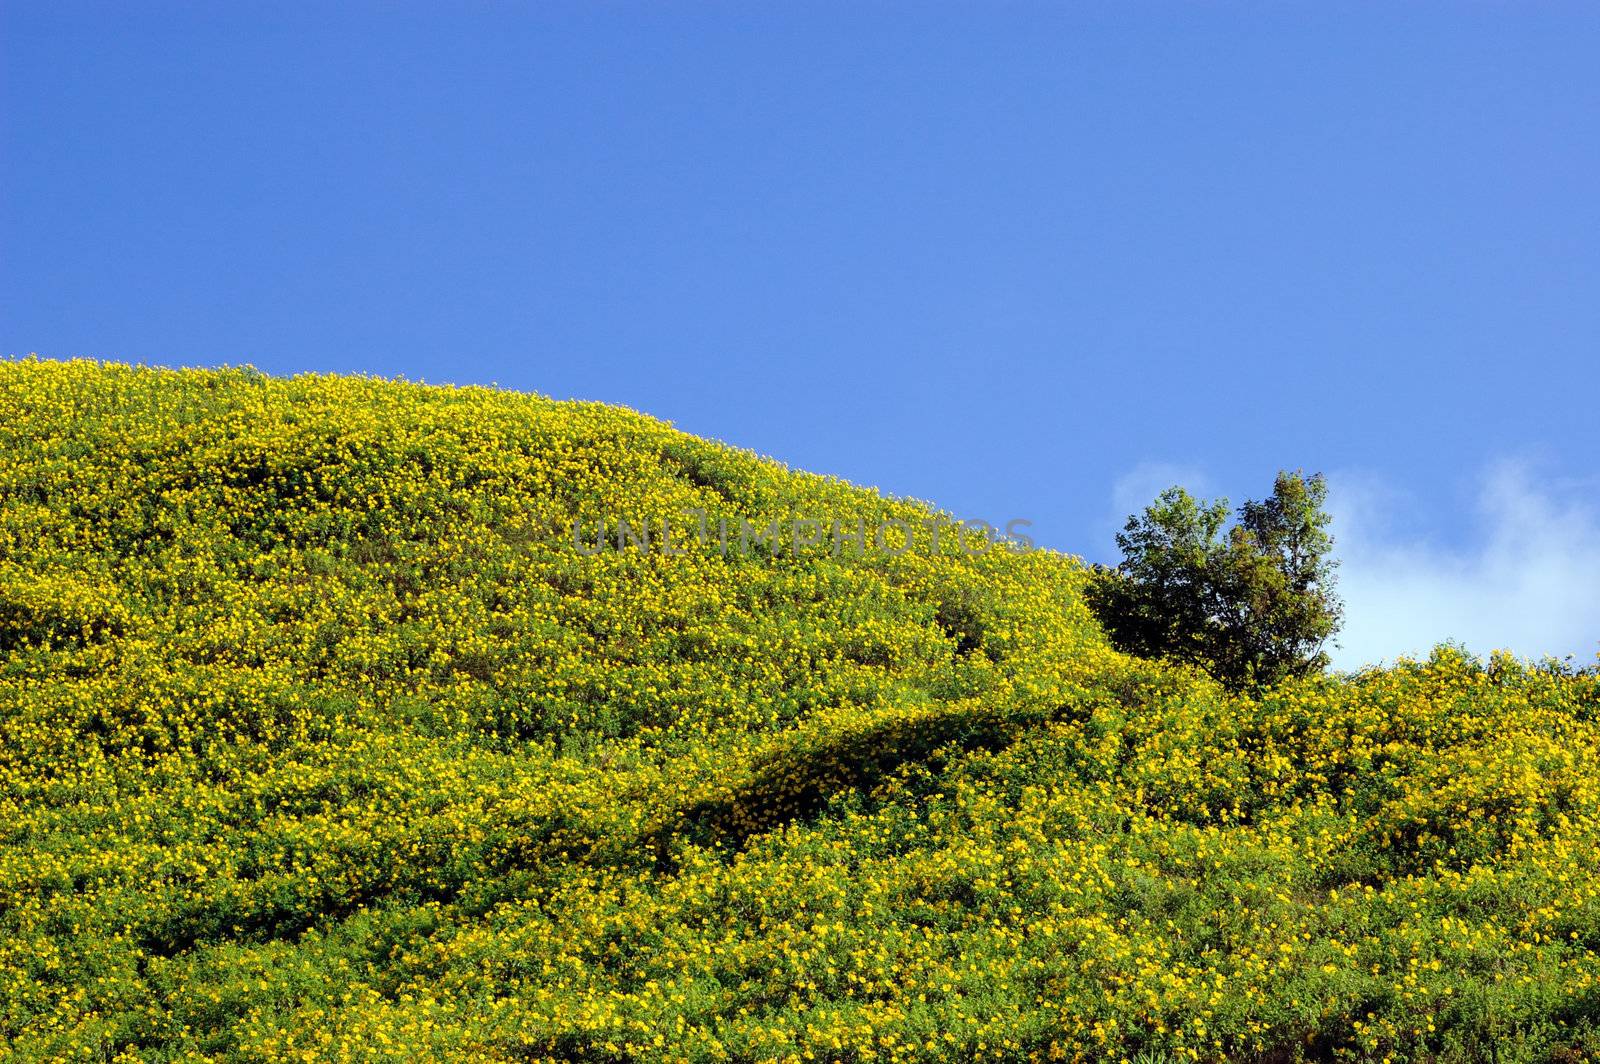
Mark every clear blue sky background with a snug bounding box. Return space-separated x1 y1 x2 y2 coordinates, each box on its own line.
4 2 1598 663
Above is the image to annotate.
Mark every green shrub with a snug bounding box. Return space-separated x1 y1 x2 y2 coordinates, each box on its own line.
1088 470 1343 690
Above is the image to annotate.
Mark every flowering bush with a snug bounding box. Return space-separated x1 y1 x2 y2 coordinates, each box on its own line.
2 358 1597 1062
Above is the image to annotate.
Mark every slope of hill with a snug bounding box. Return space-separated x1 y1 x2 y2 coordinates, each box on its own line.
2 358 1598 1063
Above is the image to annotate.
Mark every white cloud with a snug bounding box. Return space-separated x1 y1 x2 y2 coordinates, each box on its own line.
1103 461 1600 671
1106 462 1216 543
1328 462 1600 670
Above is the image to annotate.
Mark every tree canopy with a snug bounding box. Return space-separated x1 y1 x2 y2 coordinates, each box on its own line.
1088 470 1343 690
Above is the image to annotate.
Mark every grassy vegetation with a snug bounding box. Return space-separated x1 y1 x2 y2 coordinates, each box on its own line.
3 358 1598 1063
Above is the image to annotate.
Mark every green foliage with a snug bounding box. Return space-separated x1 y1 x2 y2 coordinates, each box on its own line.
3 359 1599 1063
1088 470 1343 690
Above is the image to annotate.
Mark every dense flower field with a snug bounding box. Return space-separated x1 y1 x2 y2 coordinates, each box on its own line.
2 358 1598 1063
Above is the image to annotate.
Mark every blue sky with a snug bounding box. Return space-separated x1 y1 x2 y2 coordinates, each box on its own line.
4 2 1597 667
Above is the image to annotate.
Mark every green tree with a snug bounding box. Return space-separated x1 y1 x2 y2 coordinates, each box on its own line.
1088 470 1342 691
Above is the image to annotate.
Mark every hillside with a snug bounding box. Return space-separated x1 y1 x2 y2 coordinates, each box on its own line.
2 358 1598 1063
